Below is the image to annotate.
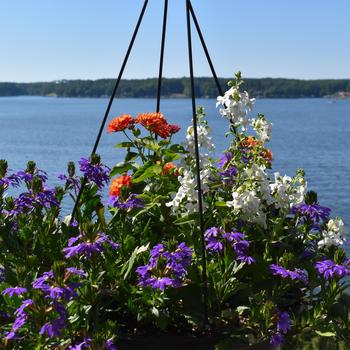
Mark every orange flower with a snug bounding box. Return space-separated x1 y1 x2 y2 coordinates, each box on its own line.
135 112 180 139
261 149 273 162
163 162 179 176
109 175 132 197
108 114 134 133
241 136 261 148
135 112 165 128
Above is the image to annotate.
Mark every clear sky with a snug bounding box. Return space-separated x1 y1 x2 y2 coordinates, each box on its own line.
1 0 349 82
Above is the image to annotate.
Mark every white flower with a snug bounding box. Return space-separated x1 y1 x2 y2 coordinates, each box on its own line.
216 87 255 130
318 218 347 248
251 115 272 143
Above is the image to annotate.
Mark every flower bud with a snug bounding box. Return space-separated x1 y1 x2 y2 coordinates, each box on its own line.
0 159 8 178
67 162 75 177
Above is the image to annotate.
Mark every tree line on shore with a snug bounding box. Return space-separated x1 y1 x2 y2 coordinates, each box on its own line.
0 77 350 98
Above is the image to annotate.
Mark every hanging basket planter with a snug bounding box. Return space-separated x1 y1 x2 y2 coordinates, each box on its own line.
0 1 350 349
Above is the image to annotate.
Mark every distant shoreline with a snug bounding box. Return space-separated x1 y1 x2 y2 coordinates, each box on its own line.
1 77 350 99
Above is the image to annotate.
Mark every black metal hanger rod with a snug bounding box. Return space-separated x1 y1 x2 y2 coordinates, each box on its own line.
156 0 168 112
186 0 209 325
71 0 149 221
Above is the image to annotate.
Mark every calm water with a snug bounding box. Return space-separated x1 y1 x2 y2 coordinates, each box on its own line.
0 96 349 232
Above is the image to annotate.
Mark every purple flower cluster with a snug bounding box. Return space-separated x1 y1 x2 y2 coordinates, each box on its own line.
270 311 291 347
39 302 68 338
79 157 110 190
205 227 255 264
32 268 85 301
17 169 48 183
291 203 331 224
58 173 80 191
63 232 119 258
5 299 34 340
270 264 308 284
10 188 59 215
315 259 350 279
109 193 145 210
0 173 21 189
69 337 92 349
136 243 193 291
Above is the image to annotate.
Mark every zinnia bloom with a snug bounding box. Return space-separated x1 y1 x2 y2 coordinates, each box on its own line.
163 162 179 176
136 112 165 128
261 148 273 162
107 114 134 132
135 112 180 139
109 175 132 197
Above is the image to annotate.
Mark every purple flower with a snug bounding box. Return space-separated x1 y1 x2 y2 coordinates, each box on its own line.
0 173 21 188
58 173 80 191
105 339 117 350
40 318 64 338
69 337 92 350
17 169 48 183
79 157 109 190
270 332 285 347
291 204 331 224
2 287 27 297
6 299 33 339
219 166 238 186
204 227 225 253
15 299 34 316
66 267 87 277
270 264 308 284
277 311 291 334
109 194 144 210
270 311 291 347
63 232 119 258
136 243 193 291
218 152 233 169
13 188 59 214
205 227 255 263
12 313 28 331
315 259 350 279
32 269 84 301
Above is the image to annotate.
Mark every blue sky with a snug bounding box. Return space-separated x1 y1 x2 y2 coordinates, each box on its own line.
1 0 349 82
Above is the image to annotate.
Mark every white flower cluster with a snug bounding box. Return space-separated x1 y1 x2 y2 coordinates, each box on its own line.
269 173 307 211
251 115 272 143
318 218 347 248
241 164 273 205
227 186 267 228
216 87 255 130
166 168 210 214
185 124 215 167
167 122 214 214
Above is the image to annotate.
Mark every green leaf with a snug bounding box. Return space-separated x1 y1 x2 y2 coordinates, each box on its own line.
122 244 149 280
133 164 162 183
169 144 188 154
110 162 135 177
215 201 228 207
315 331 336 337
115 141 134 148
